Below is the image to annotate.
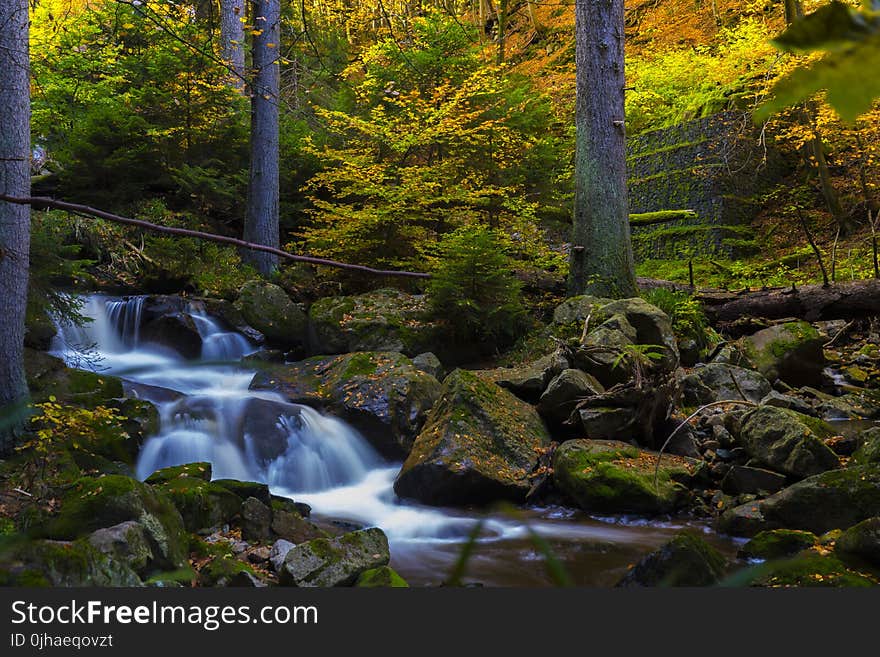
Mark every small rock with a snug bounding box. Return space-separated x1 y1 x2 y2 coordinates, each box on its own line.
738 529 818 560
279 528 390 587
721 465 787 496
240 497 272 542
616 531 727 587
248 546 271 564
412 352 444 380
269 539 296 573
835 517 880 566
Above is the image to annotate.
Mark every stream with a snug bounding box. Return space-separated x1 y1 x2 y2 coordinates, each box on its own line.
51 294 740 586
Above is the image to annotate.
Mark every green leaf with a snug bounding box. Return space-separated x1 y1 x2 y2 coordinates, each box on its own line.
755 33 880 123
772 2 876 53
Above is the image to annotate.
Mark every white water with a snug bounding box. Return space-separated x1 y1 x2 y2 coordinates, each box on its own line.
51 295 731 585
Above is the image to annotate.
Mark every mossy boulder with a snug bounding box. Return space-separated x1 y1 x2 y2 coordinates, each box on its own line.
677 363 771 406
538 369 605 425
250 351 441 457
87 521 154 575
141 313 203 359
279 527 390 587
199 556 262 587
552 439 696 515
744 552 877 587
355 566 409 587
0 538 143 587
738 529 818 560
835 517 880 566
573 316 637 387
145 461 213 485
234 280 308 351
24 349 124 405
155 476 243 533
742 321 825 387
718 465 880 537
600 297 680 373
739 406 839 479
616 531 727 587
110 398 160 463
393 369 551 506
308 288 443 358
852 427 880 465
212 479 272 506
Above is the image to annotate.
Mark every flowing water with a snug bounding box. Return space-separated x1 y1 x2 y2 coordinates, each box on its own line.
52 295 738 586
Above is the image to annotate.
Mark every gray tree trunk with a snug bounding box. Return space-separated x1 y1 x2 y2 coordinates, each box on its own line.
0 0 31 454
568 0 637 298
244 0 280 276
220 0 247 90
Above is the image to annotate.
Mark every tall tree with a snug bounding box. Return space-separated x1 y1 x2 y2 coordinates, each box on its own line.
243 0 280 276
0 0 31 454
220 0 247 90
568 0 637 298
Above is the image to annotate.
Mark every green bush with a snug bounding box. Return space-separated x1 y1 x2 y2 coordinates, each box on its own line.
426 226 527 349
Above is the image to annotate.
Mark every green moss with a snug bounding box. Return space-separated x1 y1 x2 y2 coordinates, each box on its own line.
199 556 255 586
746 552 877 587
342 352 380 378
155 477 242 532
145 462 212 485
355 566 409 587
739 529 818 560
629 210 698 226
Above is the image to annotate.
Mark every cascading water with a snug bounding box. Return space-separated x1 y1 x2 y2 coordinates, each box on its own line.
51 294 735 586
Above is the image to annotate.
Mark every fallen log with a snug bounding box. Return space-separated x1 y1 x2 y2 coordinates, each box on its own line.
696 279 880 323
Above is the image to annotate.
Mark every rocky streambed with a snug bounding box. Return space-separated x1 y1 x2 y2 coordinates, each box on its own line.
3 284 880 587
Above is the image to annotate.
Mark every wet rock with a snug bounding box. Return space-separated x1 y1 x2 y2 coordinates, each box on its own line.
212 479 272 506
271 508 328 544
743 552 876 587
552 439 696 515
46 475 188 569
738 529 818 560
234 280 308 351
141 313 203 359
616 531 727 587
678 363 771 406
250 352 441 457
308 288 443 358
739 406 839 479
279 528 390 587
835 517 880 566
0 539 143 587
538 369 605 426
741 321 825 387
241 497 272 542
412 352 444 380
356 566 409 587
394 369 551 506
721 465 787 496
718 465 880 537
816 390 880 420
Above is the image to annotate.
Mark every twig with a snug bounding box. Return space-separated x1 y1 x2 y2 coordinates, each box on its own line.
13 487 33 497
796 207 829 288
653 400 757 489
831 225 840 283
823 319 855 348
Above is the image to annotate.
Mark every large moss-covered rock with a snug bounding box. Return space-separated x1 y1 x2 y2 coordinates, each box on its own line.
738 529 818 560
0 539 143 587
155 476 243 533
145 461 213 485
742 321 825 387
538 369 605 425
24 349 124 405
616 531 727 587
355 566 409 588
677 363 771 406
234 280 308 350
744 552 877 587
279 528 390 587
852 427 880 465
739 406 839 479
835 517 880 566
87 521 154 575
394 369 551 506
718 465 880 537
250 352 441 457
552 439 696 515
46 475 188 568
308 288 443 358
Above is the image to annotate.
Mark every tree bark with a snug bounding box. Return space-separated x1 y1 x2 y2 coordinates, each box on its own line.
244 0 280 276
0 0 31 455
220 0 247 90
569 0 637 299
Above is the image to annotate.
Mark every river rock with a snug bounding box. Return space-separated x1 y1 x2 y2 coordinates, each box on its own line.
852 427 880 465
816 390 880 420
212 479 272 506
199 557 264 587
46 475 188 569
835 517 880 566
721 465 787 496
0 539 143 587
240 497 272 542
760 390 817 416
616 531 727 587
575 383 674 448
271 507 328 545
394 369 551 506
87 521 154 575
250 352 442 457
24 348 124 406
412 352 444 380
552 439 696 515
538 369 605 425
491 351 570 403
308 288 443 358
741 321 825 387
678 363 771 406
234 280 308 351
141 312 203 359
279 528 390 587
738 529 818 560
744 552 876 587
355 566 409 587
739 406 839 479
718 465 880 537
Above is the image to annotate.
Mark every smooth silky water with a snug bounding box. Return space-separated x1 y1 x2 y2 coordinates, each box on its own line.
51 295 738 586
